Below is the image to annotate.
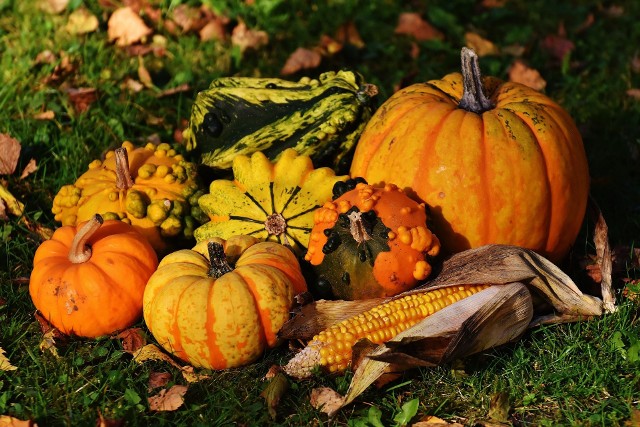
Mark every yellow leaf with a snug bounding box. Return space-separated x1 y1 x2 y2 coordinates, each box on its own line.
132 344 210 383
65 8 99 35
0 348 17 371
464 32 499 57
0 415 37 426
39 330 60 358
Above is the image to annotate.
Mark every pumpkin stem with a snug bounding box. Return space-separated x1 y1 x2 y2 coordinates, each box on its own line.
347 211 371 244
458 47 494 114
68 214 103 264
207 242 233 278
114 147 135 190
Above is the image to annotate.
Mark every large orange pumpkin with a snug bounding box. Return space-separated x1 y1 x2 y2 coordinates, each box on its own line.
350 48 590 263
142 236 307 369
29 214 158 337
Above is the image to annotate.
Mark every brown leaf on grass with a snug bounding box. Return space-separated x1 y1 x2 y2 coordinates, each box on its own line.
0 348 17 371
39 330 61 358
171 4 203 32
96 410 124 427
318 35 343 56
394 12 444 41
122 77 145 93
280 48 322 75
42 53 76 86
541 27 575 62
464 32 499 57
264 364 283 380
108 7 153 47
412 415 458 426
0 134 21 175
0 182 24 217
65 8 99 35
65 87 98 114
334 21 364 48
39 0 69 14
156 83 190 98
309 387 344 416
34 50 57 65
114 327 147 353
132 344 210 383
487 392 510 423
148 372 172 390
200 20 227 41
148 385 188 412
260 372 289 420
33 111 55 121
508 60 547 91
481 0 508 7
137 57 154 89
231 20 269 53
20 159 38 180
626 89 640 100
0 416 37 427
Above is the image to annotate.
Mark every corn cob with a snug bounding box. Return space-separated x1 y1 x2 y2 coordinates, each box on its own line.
283 284 491 378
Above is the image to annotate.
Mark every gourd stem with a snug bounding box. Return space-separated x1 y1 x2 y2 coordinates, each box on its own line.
68 214 103 264
458 47 494 114
207 242 233 278
114 147 135 190
347 211 371 244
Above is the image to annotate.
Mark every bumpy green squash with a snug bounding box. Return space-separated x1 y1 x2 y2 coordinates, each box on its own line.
182 70 378 173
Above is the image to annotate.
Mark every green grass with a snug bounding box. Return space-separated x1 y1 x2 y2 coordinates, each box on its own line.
2 0 640 425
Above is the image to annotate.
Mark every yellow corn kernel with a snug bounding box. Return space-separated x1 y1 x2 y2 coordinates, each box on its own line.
283 284 492 379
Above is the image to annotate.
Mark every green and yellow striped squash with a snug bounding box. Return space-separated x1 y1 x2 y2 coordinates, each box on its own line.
182 70 378 173
194 149 347 256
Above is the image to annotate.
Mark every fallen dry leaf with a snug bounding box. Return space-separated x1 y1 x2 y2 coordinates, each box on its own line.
481 0 508 7
626 89 640 100
34 50 57 65
412 415 457 426
148 372 172 390
260 372 289 420
465 32 499 57
39 0 68 14
42 52 76 86
487 392 510 423
148 385 188 412
96 411 124 427
541 33 575 62
590 198 615 313
335 21 364 48
114 327 147 353
309 387 344 416
122 77 145 93
0 416 37 427
156 84 190 98
0 134 21 175
108 7 153 47
0 201 6 221
0 348 17 371
199 20 227 41
19 159 38 180
0 182 24 217
395 12 444 41
39 329 60 358
231 20 268 52
280 47 322 75
132 344 210 383
137 56 154 89
65 87 98 114
33 111 55 121
171 4 203 32
508 60 547 91
318 35 343 56
64 8 99 35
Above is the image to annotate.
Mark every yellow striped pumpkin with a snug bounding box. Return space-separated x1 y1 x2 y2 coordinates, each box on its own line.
142 235 307 369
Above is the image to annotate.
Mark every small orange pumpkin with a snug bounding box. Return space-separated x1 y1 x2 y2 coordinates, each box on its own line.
305 178 441 300
142 236 307 369
350 48 590 263
29 214 158 338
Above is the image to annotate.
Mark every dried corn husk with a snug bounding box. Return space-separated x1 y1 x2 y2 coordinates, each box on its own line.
281 244 610 415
